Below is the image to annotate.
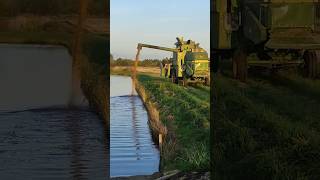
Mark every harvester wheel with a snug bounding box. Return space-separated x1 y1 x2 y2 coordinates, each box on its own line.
182 76 188 87
233 48 248 82
171 70 178 84
304 50 320 78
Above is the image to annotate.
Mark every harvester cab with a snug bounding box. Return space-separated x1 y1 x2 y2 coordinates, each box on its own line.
136 37 210 86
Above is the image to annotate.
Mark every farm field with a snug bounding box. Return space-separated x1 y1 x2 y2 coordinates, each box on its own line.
111 66 160 76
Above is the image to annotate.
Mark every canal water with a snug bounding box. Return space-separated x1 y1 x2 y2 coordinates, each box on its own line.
0 44 109 179
110 75 160 177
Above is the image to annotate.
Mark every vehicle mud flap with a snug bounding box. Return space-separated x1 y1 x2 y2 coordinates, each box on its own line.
233 48 248 82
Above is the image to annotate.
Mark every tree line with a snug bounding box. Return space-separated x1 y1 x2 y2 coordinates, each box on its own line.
0 0 106 17
110 54 171 67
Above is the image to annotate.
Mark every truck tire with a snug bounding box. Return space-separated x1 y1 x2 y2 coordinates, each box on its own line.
233 48 248 82
304 50 320 78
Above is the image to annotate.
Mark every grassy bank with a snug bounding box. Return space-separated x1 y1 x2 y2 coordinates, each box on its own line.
213 73 320 179
137 74 210 172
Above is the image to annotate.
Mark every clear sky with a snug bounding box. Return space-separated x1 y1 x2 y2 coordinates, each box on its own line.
110 0 210 60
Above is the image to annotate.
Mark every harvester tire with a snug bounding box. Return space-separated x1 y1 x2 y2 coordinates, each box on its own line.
233 48 248 82
182 76 188 87
171 70 178 84
304 50 320 78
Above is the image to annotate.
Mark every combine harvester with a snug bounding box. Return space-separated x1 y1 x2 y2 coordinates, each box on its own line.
135 37 210 86
212 0 320 82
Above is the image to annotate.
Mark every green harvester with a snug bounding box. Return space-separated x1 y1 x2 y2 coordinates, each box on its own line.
212 0 320 81
136 37 210 85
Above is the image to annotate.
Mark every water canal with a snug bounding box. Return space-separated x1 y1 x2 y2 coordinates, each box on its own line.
0 44 109 179
110 75 160 178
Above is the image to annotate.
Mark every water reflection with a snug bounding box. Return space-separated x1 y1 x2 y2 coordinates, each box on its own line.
110 76 159 177
0 44 80 112
131 95 140 161
0 108 109 180
66 110 88 180
0 44 108 179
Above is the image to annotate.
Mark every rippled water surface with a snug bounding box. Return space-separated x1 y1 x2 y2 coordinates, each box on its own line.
0 109 109 180
0 45 108 179
110 76 159 177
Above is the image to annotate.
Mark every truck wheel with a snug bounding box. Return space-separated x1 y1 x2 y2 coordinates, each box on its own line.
233 48 248 82
304 50 320 78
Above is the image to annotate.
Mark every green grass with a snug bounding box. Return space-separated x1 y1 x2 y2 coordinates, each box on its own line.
138 74 210 172
213 73 320 179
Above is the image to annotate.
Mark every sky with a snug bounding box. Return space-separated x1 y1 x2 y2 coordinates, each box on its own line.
110 0 210 60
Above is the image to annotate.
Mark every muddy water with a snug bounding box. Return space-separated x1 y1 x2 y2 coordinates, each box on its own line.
110 75 160 177
0 44 108 179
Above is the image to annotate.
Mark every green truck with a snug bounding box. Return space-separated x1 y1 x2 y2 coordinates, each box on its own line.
136 37 210 85
212 0 320 81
